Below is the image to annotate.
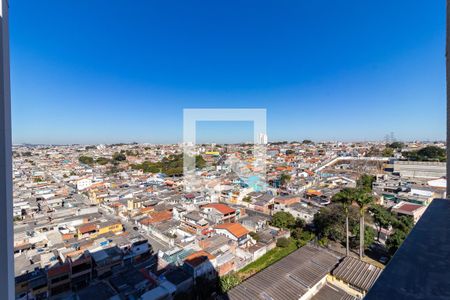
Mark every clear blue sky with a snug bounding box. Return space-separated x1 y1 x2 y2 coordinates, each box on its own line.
9 0 446 144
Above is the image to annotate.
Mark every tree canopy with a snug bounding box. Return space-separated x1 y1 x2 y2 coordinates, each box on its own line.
386 230 408 255
386 215 414 255
279 173 291 186
242 196 252 203
332 188 356 209
131 154 206 176
313 204 359 244
196 155 207 169
351 225 375 250
95 157 110 165
353 189 374 213
270 211 296 229
370 204 394 241
357 174 375 193
276 237 290 248
387 142 405 149
382 147 394 157
404 146 446 162
112 152 127 162
78 155 94 166
285 149 295 155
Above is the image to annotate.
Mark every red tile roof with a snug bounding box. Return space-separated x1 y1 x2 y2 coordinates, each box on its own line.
397 203 423 212
77 223 97 234
203 203 235 215
215 223 249 238
139 211 172 225
184 250 215 268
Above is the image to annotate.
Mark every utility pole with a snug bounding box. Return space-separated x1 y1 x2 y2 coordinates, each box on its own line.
0 0 14 299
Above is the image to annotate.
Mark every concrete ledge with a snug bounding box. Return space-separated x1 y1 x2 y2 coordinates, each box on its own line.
366 199 450 300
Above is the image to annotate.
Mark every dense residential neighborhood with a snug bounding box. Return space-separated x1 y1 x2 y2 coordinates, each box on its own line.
12 141 446 299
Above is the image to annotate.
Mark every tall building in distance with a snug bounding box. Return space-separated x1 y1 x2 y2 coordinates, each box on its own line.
259 133 268 144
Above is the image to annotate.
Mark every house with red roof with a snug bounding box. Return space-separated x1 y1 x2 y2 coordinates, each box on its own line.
392 201 427 223
201 203 236 224
214 223 250 245
138 211 173 228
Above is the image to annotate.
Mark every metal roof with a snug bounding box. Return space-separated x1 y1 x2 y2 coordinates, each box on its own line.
311 283 356 300
228 245 341 300
332 256 382 292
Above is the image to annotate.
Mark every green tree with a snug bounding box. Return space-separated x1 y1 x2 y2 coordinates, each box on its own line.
313 204 359 244
276 237 290 248
271 212 296 229
285 149 295 155
388 142 405 149
242 196 252 203
357 174 375 192
417 146 446 161
294 218 306 229
22 151 32 157
112 152 127 162
249 231 261 242
332 188 357 256
78 155 94 166
386 230 408 255
392 215 414 233
280 173 291 186
290 227 303 241
195 155 206 169
370 205 393 241
352 225 375 250
132 154 185 176
33 177 43 183
219 273 241 293
96 157 110 165
382 147 394 157
354 189 374 259
296 231 315 247
404 145 446 162
385 215 414 255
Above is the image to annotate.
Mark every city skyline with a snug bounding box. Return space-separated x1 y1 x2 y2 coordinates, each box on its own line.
10 0 446 144
4 1 448 298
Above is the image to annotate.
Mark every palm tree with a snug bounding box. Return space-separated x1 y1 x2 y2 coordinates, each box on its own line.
332 188 356 256
354 189 374 259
